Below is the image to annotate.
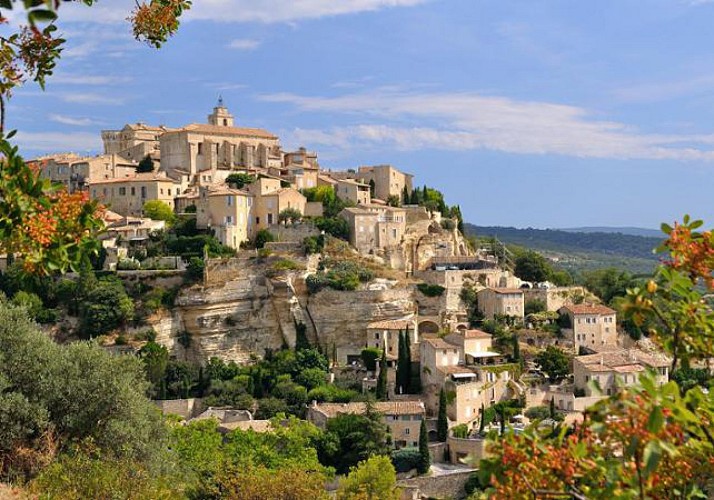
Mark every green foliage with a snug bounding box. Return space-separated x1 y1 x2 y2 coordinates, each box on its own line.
524 298 546 315
136 154 154 173
185 256 204 281
142 199 176 223
307 384 359 403
0 303 167 482
417 418 430 474
278 207 302 224
513 250 552 283
303 234 325 254
386 194 401 207
307 260 374 294
671 367 713 393
437 388 448 442
254 229 275 249
390 447 421 473
582 267 639 304
314 216 350 240
524 405 551 421
360 347 382 372
452 423 468 438
416 282 446 297
77 274 134 338
337 455 400 500
138 341 169 398
225 172 255 189
295 321 311 351
375 350 388 400
534 346 570 381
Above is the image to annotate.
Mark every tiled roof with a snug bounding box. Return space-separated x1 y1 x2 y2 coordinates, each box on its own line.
218 420 272 433
207 187 250 197
437 365 477 376
337 178 369 186
563 304 616 315
179 123 278 139
341 207 377 216
89 173 178 185
577 349 670 370
483 288 525 295
421 337 453 350
313 401 425 418
462 329 492 339
367 319 414 330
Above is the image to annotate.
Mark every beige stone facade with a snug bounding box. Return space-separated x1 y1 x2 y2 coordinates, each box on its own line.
573 348 669 397
36 153 137 193
247 179 307 232
340 205 407 255
89 172 182 217
523 286 586 312
366 318 419 360
357 164 413 202
101 122 171 160
196 187 253 249
307 401 426 449
560 304 617 350
336 178 371 205
477 288 525 320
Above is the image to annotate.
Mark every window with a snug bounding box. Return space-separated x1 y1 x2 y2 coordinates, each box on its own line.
141 186 147 198
401 415 410 421
131 187 135 196
405 428 410 435
267 213 273 224
168 189 172 196
197 142 203 154
374 333 379 339
392 228 397 238
256 217 260 224
160 189 164 195
119 187 126 195
227 196 233 206
225 215 233 224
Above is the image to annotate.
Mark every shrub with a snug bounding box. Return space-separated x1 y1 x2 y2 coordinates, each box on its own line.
303 235 325 255
524 405 550 421
390 447 421 473
116 259 141 271
254 229 275 249
278 207 302 224
186 257 204 281
272 259 303 272
361 348 381 371
440 219 456 230
307 385 358 403
314 216 349 240
416 283 445 297
525 299 547 315
451 423 468 438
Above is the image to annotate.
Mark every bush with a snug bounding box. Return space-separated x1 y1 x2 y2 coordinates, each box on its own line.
361 348 381 371
78 276 134 338
524 406 550 421
254 229 275 249
390 447 421 473
272 259 303 272
440 219 456 230
303 235 325 255
186 257 204 281
307 385 359 403
314 216 349 240
116 259 141 270
525 299 547 315
451 423 468 438
416 283 445 297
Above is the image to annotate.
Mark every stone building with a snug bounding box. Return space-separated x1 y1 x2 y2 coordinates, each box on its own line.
336 178 371 205
246 177 307 232
159 101 281 181
366 318 419 360
477 288 525 320
339 205 407 255
101 122 172 161
306 401 426 449
195 186 253 249
36 153 137 193
560 304 617 351
89 172 182 217
523 286 586 312
573 348 669 397
357 164 413 202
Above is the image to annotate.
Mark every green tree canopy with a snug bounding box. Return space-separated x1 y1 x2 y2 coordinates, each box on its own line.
142 200 176 223
534 346 570 381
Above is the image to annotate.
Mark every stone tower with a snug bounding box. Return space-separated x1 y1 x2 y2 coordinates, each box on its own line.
208 96 234 127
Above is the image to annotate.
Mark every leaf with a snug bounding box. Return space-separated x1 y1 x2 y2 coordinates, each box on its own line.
661 223 673 235
642 440 662 478
28 8 57 24
646 406 664 433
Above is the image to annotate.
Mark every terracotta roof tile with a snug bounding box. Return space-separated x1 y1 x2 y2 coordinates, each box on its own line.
312 401 425 418
179 123 278 139
422 337 453 350
367 319 414 330
462 329 492 339
563 304 616 315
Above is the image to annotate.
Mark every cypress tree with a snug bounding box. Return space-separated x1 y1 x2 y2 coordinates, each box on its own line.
512 333 520 362
369 178 376 198
550 396 556 419
396 330 405 394
437 388 448 441
410 189 419 205
376 350 388 400
402 185 410 205
417 418 431 474
404 326 412 393
478 403 486 434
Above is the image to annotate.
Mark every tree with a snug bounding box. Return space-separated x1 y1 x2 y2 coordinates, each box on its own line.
549 396 556 419
142 199 176 223
524 298 546 315
513 250 551 283
77 275 134 338
0 1 188 275
396 330 407 394
534 345 569 382
512 333 521 363
386 194 401 207
278 207 302 225
0 302 168 482
138 341 169 398
136 154 154 173
295 321 311 351
361 348 381 371
403 327 412 392
254 229 275 249
437 388 448 441
417 419 430 475
375 350 388 400
226 173 256 189
402 185 410 205
368 179 376 198
336 455 400 500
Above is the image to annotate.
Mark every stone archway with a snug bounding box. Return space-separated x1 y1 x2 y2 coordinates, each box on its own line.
456 323 468 331
419 320 440 334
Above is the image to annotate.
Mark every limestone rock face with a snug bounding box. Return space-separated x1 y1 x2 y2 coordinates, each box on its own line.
306 287 415 360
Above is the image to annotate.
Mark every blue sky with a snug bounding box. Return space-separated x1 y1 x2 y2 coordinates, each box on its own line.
6 0 714 228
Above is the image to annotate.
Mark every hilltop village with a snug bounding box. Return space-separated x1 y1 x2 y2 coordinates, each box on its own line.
31 100 673 497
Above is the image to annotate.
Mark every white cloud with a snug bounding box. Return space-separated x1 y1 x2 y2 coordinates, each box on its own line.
15 131 100 153
227 38 261 50
53 75 133 86
55 0 428 25
263 89 714 161
48 114 97 126
60 93 125 105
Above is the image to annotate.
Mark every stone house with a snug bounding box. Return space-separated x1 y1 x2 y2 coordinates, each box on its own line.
366 318 419 361
523 286 586 312
159 101 281 181
477 288 525 320
89 172 182 217
306 401 426 449
36 153 137 193
196 186 253 249
101 122 172 161
357 164 413 202
560 304 617 350
246 178 307 232
573 348 669 397
336 178 371 205
339 205 407 255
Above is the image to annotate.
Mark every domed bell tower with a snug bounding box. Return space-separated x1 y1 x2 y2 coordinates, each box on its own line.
208 96 234 127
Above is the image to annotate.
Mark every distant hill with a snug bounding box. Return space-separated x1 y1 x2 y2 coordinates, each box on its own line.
464 224 665 275
560 226 663 238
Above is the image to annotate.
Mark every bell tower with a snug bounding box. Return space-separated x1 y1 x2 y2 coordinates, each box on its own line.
208 96 234 127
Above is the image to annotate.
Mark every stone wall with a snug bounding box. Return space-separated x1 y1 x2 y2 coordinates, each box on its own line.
398 470 473 500
267 222 320 242
154 398 204 419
